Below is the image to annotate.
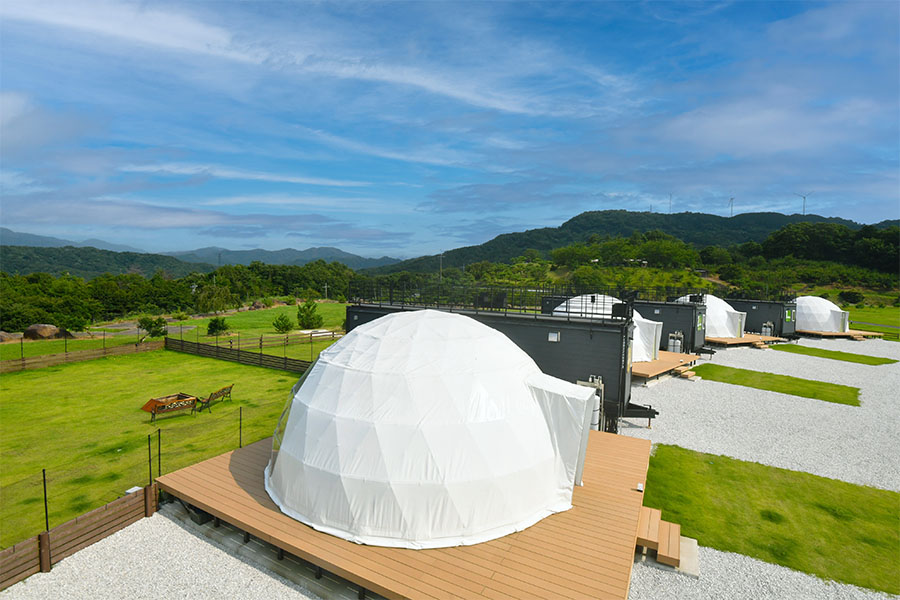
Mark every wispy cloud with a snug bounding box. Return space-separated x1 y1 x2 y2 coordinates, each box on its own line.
120 163 368 187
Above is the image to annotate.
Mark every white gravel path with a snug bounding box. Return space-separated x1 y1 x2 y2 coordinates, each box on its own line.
1 511 324 600
623 338 900 491
630 547 897 600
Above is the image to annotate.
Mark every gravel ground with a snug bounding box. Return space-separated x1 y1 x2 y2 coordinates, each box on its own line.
630 547 897 600
1 511 324 600
623 338 900 491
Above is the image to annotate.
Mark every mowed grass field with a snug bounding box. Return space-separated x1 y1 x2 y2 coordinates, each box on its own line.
0 349 301 548
849 306 900 341
644 445 900 594
0 303 349 362
770 344 897 365
170 302 348 339
0 334 149 361
691 363 860 406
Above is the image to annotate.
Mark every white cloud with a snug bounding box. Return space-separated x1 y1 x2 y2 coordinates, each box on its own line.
119 163 368 188
0 0 260 63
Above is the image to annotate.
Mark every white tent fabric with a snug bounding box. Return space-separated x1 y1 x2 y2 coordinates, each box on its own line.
677 294 745 338
552 294 663 362
265 309 594 549
794 295 849 332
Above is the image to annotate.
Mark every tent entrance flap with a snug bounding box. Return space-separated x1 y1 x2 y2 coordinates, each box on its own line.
526 373 594 488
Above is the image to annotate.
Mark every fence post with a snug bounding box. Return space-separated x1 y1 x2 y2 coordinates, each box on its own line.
157 429 161 478
38 532 51 573
147 434 153 486
239 407 243 448
143 484 156 518
20 336 24 361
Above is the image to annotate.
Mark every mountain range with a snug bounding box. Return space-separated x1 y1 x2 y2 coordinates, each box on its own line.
362 210 899 274
165 246 400 270
0 227 145 253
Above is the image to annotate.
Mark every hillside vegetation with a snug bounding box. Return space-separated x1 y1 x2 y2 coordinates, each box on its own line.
365 210 897 275
0 245 214 279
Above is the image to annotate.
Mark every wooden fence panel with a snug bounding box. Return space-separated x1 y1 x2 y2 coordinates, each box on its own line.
0 537 39 590
165 338 311 374
0 341 164 374
0 484 157 591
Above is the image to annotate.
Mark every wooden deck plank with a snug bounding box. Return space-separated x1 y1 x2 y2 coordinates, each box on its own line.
632 350 701 379
157 431 650 600
705 333 786 346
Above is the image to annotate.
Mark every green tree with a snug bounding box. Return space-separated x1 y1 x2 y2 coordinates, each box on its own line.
195 284 237 314
207 317 229 336
272 313 294 334
297 299 324 329
137 316 168 342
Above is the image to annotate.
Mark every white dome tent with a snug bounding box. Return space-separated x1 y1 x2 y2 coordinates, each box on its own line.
794 295 849 332
552 294 663 362
265 310 595 550
677 294 746 338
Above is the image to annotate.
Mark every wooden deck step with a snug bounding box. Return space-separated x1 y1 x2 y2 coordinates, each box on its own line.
636 506 661 550
656 520 681 567
679 371 695 379
673 365 691 374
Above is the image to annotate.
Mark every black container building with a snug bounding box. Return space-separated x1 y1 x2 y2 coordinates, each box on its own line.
726 299 797 338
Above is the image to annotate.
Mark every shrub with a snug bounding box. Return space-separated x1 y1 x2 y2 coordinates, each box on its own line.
207 317 229 336
272 313 294 334
838 290 864 304
171 312 190 321
297 299 324 329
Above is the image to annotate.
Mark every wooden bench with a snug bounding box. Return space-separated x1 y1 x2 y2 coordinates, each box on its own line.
141 393 199 423
193 384 234 415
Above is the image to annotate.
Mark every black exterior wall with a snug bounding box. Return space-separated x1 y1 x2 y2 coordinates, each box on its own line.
726 299 797 337
345 304 633 428
633 300 707 352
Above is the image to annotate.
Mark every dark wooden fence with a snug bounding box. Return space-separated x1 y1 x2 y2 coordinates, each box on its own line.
0 484 157 590
165 338 311 373
0 341 165 374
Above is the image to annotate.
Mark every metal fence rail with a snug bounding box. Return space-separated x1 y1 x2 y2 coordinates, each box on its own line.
0 341 164 374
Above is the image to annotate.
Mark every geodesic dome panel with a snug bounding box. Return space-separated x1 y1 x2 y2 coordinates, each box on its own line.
794 296 849 332
553 294 662 361
265 309 593 549
677 294 745 338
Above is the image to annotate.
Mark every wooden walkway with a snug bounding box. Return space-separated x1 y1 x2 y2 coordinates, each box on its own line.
705 333 785 346
157 432 652 600
797 329 884 339
632 350 700 379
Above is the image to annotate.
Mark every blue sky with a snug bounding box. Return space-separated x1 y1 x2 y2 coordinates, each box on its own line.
0 1 897 258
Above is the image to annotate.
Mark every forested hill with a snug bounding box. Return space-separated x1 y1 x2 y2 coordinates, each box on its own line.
167 246 400 270
0 245 215 279
363 210 893 274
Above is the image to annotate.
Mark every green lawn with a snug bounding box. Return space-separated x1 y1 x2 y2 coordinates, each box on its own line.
692 363 860 406
770 344 897 365
170 302 348 339
0 349 299 548
0 334 154 361
644 445 900 594
849 306 900 341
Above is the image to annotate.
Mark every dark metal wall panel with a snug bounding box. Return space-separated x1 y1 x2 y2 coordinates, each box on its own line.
634 301 707 351
727 299 797 336
346 305 632 410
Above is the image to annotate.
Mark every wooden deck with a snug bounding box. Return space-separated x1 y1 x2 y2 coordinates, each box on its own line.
632 350 700 379
704 333 785 346
797 329 884 339
157 432 652 600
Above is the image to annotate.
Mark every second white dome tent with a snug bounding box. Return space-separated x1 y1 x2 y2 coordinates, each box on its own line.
265 309 595 549
676 294 746 339
553 294 663 362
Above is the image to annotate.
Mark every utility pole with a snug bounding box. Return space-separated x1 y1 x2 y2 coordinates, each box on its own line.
728 197 734 218
324 283 328 300
795 191 813 216
439 252 444 284
668 193 672 214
